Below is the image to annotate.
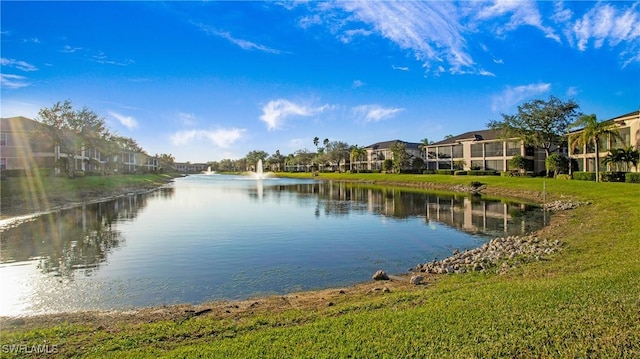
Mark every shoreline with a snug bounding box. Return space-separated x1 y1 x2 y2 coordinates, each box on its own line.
0 175 575 330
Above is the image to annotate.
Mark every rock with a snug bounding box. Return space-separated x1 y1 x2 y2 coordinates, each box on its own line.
372 270 389 280
409 275 424 285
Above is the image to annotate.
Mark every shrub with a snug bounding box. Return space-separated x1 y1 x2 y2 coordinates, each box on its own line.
556 174 572 180
599 172 626 182
500 171 512 177
454 171 467 176
435 170 454 175
573 171 596 181
72 170 86 178
422 169 435 174
467 170 499 176
469 181 483 189
625 172 640 183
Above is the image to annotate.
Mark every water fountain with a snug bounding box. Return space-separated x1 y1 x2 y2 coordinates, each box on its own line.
249 159 273 179
202 166 216 175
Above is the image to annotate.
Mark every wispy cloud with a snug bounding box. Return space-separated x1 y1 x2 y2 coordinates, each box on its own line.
170 128 245 148
1 58 38 72
352 80 365 88
60 45 82 53
0 74 29 89
336 1 473 75
92 52 134 66
339 28 373 43
109 111 139 130
491 83 551 112
352 104 404 122
195 22 284 54
474 0 560 42
260 99 330 130
392 65 409 71
569 2 640 66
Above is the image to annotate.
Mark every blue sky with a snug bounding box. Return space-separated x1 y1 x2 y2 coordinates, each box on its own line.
1 1 639 163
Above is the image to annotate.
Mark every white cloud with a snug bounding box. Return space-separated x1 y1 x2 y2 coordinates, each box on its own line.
178 112 197 126
491 83 551 112
0 74 29 89
566 86 579 97
1 58 38 72
571 2 640 56
195 22 284 54
392 65 409 71
352 104 404 122
336 1 474 75
109 111 139 130
474 0 560 42
352 80 365 88
60 45 82 53
259 99 330 130
170 128 245 148
339 28 373 43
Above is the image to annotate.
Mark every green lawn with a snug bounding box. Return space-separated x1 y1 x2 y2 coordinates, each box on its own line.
2 173 639 358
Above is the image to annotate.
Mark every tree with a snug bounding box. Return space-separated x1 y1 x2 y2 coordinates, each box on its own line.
245 150 269 170
509 155 527 174
488 96 580 174
390 141 410 173
545 154 568 178
418 138 430 158
37 100 110 177
569 114 622 182
323 138 329 148
382 159 393 172
350 145 367 172
313 137 319 148
325 140 350 172
267 150 285 171
603 147 639 172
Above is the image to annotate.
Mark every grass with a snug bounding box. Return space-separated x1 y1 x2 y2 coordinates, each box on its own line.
1 173 639 357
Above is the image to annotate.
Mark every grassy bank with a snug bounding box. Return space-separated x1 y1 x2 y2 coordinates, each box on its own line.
2 173 639 357
0 173 179 219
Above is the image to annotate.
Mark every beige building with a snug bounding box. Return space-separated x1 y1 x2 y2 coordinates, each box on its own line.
569 110 639 173
423 129 549 173
354 140 423 171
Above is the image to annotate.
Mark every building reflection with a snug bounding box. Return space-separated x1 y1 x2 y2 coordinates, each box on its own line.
276 181 544 237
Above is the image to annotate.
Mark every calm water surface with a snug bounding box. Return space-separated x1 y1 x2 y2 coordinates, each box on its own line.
0 175 546 316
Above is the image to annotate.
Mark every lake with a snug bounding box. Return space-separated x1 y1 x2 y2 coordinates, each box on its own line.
0 174 546 316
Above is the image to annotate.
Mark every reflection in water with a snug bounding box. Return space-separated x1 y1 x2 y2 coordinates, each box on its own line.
1 187 175 278
0 177 545 316
259 182 543 238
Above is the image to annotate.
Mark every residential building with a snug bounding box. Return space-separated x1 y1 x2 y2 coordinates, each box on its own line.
423 130 550 173
355 140 423 171
1 116 157 174
569 110 639 173
174 162 209 173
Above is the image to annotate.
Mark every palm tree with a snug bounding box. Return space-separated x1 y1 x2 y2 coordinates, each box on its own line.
569 114 622 182
350 145 367 172
313 136 319 148
418 138 430 159
604 147 640 172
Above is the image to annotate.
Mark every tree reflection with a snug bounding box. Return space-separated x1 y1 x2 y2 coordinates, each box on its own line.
0 187 174 278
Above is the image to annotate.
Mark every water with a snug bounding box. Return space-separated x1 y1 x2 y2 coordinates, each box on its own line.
0 175 546 316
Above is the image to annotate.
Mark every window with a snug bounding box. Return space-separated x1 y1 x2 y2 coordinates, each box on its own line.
0 133 7 146
0 158 6 170
452 144 463 158
438 162 452 170
611 127 631 149
471 143 483 158
506 141 521 156
525 146 535 156
471 160 484 170
485 160 504 171
437 146 451 159
485 142 503 157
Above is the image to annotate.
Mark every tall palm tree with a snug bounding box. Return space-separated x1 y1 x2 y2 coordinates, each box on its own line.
350 145 367 172
418 138 430 159
569 114 622 182
313 136 319 148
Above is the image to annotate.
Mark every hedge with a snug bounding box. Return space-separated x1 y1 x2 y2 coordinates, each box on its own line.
467 170 499 176
454 171 467 176
626 172 640 183
555 174 572 180
599 172 626 182
435 170 454 175
573 171 596 181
